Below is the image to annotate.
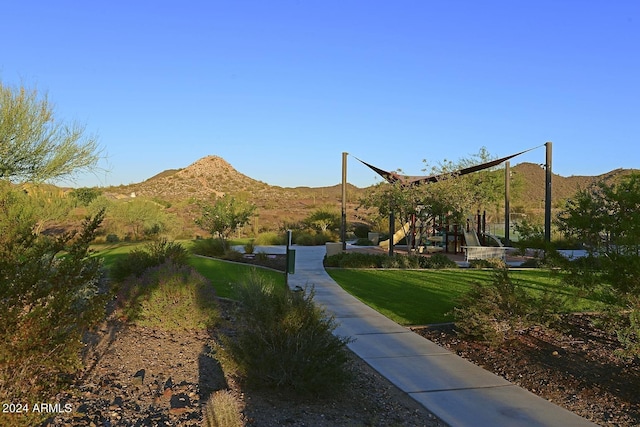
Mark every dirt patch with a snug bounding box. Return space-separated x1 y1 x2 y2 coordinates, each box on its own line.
413 314 640 426
39 301 445 426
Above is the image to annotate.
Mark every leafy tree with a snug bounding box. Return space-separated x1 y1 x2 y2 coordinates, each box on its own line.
359 148 505 239
304 206 340 232
23 184 75 234
558 174 640 294
0 81 101 183
113 198 173 240
196 194 256 243
70 186 102 206
557 173 640 357
0 85 106 409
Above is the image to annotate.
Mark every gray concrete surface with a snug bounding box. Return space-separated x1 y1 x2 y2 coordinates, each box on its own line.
287 245 598 427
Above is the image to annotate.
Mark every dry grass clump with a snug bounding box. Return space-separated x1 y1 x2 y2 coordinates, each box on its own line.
203 390 244 427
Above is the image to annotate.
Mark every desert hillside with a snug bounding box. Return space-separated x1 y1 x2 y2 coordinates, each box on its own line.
98 155 637 232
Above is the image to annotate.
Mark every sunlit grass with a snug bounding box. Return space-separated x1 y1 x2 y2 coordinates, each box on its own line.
327 268 605 325
93 240 285 299
188 255 285 298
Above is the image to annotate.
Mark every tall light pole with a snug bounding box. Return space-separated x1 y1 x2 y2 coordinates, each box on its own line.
544 142 553 243
341 152 348 250
505 160 511 245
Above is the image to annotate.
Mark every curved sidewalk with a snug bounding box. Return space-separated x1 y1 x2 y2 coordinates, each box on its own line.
287 245 598 427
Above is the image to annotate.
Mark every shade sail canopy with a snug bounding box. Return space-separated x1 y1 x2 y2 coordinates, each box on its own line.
355 146 538 186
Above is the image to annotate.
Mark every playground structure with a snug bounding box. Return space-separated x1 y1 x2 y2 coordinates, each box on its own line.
346 143 553 260
378 210 512 261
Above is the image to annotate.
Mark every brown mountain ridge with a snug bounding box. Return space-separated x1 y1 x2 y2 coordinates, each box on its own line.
104 155 637 231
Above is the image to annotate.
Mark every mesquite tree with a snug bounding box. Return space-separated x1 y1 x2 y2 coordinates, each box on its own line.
1 81 101 183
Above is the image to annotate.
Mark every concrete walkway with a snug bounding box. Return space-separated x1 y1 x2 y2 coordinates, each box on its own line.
287 245 598 427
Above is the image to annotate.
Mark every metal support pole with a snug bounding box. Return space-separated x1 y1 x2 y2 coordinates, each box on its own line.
285 230 292 289
341 152 348 250
505 160 511 245
544 142 553 243
389 210 395 256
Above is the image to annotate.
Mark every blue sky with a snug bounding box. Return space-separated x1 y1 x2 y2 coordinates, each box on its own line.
2 1 638 188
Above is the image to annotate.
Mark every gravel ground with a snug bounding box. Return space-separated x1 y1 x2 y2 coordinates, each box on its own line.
414 314 640 427
39 303 446 427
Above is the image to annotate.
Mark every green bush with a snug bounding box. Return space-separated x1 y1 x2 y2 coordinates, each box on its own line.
110 239 189 282
611 298 640 359
353 224 371 239
324 252 458 269
244 239 255 255
254 231 285 246
453 268 562 344
325 252 385 268
110 249 155 282
421 253 458 269
469 258 507 269
146 238 190 265
223 248 244 261
191 237 229 257
381 254 421 269
117 262 218 330
255 251 269 262
0 211 108 407
294 231 335 246
294 232 315 246
226 272 352 395
353 237 375 246
106 233 120 243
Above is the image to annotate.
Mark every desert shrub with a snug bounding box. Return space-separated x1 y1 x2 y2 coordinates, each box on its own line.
295 231 334 246
145 238 190 265
469 258 507 269
222 248 244 261
191 237 229 257
453 268 562 344
110 249 155 282
110 239 189 282
352 223 371 239
423 253 459 269
381 254 421 269
254 231 285 245
106 233 120 243
244 239 255 255
324 252 385 268
0 211 108 408
520 257 544 268
226 272 352 395
117 262 218 330
611 298 640 359
204 390 243 427
353 237 375 246
324 252 457 269
294 231 315 246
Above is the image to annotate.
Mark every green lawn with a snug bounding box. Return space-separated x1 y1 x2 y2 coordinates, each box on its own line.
188 256 285 298
327 268 604 325
92 241 285 299
92 242 146 268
